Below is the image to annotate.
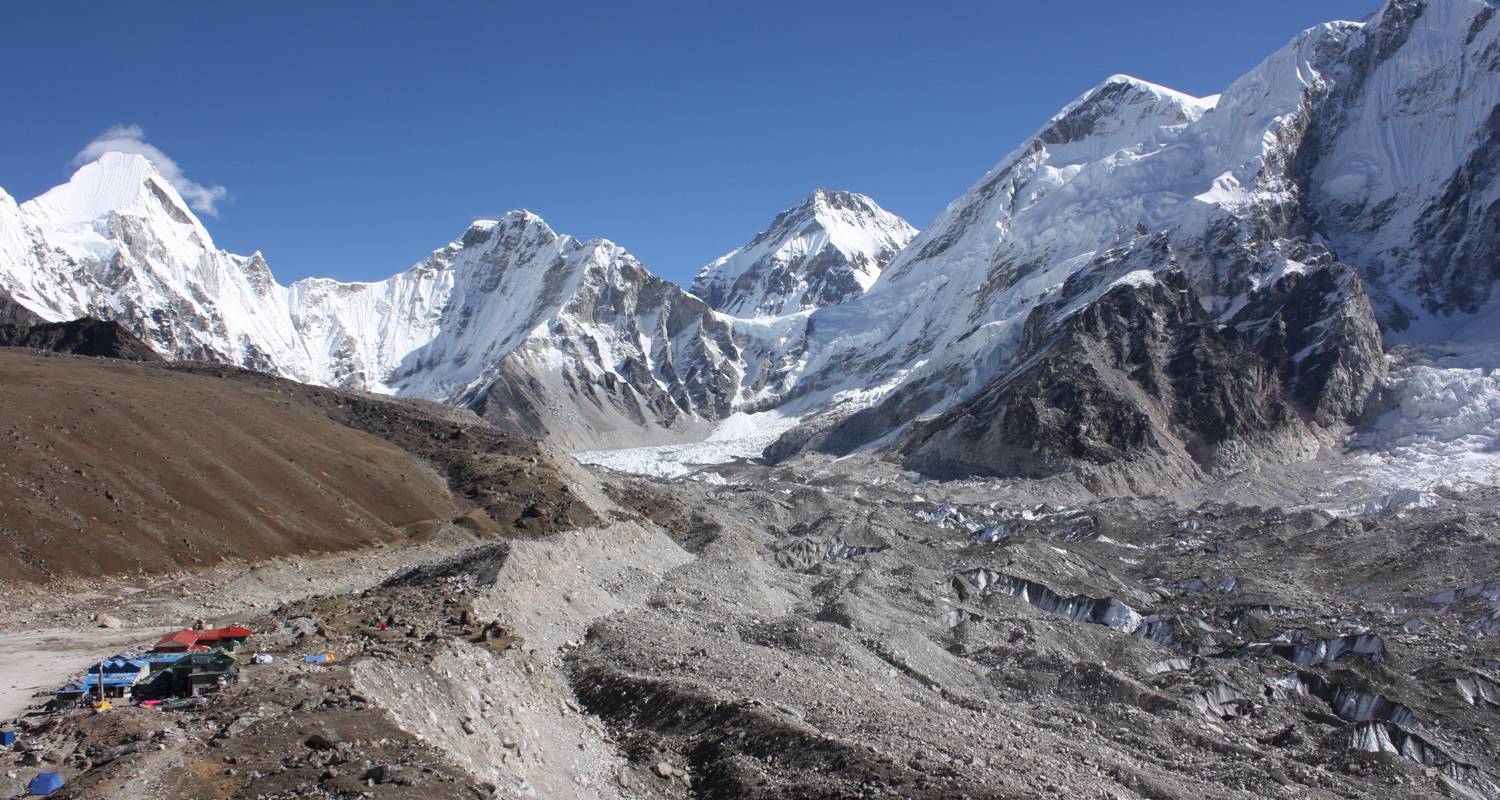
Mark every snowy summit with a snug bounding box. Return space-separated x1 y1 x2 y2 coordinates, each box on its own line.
690 189 916 318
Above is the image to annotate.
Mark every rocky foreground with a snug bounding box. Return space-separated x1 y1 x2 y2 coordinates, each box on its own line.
3 460 1497 799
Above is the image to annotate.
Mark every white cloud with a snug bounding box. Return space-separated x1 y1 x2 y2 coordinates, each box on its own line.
72 125 228 217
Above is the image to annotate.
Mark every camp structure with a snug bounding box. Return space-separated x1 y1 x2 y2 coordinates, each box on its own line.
53 654 149 701
177 650 240 696
137 650 240 699
196 625 253 651
152 625 253 654
147 651 188 671
152 630 203 653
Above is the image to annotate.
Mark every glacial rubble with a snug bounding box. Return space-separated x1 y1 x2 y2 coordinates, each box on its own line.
5 422 1500 798
563 470 1500 798
3 2 1500 798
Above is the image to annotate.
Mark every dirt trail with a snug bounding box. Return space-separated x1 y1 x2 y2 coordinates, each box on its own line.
0 628 144 721
0 524 493 722
0 518 695 800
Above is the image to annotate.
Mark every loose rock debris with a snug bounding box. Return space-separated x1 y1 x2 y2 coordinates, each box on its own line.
5 470 1500 799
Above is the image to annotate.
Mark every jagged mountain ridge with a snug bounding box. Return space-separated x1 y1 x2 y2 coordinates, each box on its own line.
0 316 163 362
893 238 1384 488
0 0 1496 482
385 215 765 450
0 156 773 445
690 189 916 318
0 155 314 375
763 0 1497 481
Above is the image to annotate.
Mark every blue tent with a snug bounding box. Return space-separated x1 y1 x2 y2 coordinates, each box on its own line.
28 771 64 795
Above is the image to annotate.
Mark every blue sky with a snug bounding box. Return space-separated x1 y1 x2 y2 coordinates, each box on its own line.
1 2 1378 287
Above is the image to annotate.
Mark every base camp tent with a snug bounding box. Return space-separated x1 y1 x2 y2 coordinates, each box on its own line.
28 771 64 795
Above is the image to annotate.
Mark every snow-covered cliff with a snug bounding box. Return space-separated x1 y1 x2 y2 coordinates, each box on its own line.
691 189 915 318
2 0 1497 480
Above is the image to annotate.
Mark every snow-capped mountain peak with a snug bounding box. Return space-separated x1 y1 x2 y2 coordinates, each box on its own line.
24 152 192 227
2 0 1499 485
690 189 916 318
1041 73 1214 146
0 159 763 449
747 0 1499 480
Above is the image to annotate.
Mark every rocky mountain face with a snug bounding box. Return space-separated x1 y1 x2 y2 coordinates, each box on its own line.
896 241 1384 489
766 0 1494 481
0 154 310 375
0 285 41 328
0 0 1495 482
1296 0 1500 336
0 158 762 447
690 189 916 317
386 216 755 450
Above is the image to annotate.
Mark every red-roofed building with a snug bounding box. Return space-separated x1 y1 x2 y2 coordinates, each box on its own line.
153 625 253 655
197 626 253 651
153 630 200 652
198 626 253 642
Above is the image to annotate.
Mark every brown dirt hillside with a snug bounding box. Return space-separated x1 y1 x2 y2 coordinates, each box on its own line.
0 350 596 583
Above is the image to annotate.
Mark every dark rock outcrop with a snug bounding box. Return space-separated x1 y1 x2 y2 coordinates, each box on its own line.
0 319 162 362
0 285 42 327
892 239 1384 484
0 287 162 362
